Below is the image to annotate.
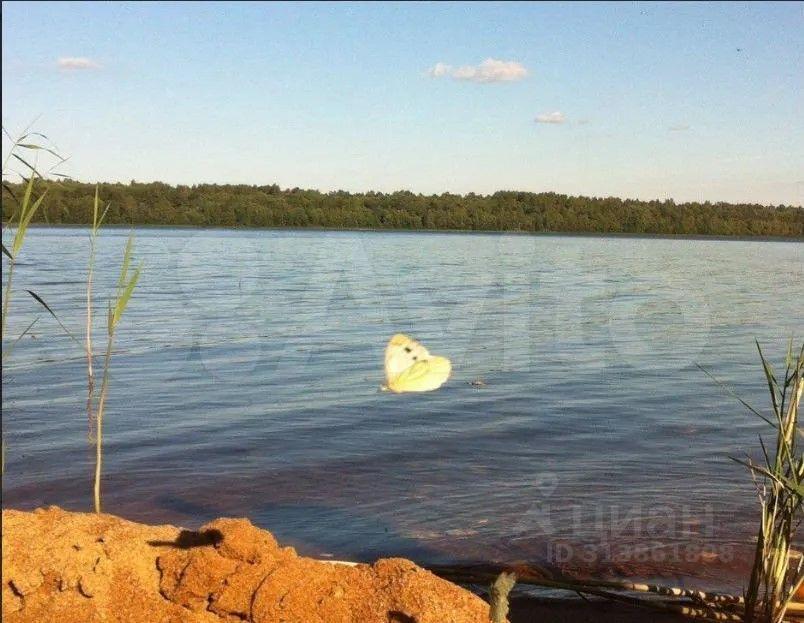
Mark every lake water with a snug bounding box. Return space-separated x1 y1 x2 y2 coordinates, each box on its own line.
2 227 802 591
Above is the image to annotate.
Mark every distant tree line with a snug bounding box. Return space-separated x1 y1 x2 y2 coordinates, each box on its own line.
3 180 802 237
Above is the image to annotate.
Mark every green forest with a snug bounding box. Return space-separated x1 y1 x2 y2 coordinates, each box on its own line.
3 180 803 237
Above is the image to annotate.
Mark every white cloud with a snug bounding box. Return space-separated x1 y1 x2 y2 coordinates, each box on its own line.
427 58 528 83
57 57 101 70
668 124 691 132
428 62 452 78
535 111 566 124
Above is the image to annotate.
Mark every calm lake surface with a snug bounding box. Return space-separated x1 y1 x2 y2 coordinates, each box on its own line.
2 227 802 590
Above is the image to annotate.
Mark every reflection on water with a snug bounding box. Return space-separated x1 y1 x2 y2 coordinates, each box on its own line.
2 228 802 591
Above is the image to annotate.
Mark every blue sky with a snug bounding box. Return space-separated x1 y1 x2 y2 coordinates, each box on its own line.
2 1 802 205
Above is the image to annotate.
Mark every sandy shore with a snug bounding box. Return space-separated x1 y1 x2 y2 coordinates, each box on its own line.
2 506 702 622
3 507 491 622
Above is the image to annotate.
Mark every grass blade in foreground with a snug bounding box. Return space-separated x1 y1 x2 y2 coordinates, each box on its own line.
741 342 803 623
2 173 44 342
92 232 141 514
86 186 110 440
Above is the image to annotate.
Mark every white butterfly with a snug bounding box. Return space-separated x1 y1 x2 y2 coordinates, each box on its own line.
383 334 452 393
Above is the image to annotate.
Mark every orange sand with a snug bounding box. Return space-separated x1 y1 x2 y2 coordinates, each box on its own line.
2 507 489 623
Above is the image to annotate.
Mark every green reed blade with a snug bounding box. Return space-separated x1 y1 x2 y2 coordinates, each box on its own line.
25 289 82 348
696 363 774 427
2 181 19 206
112 264 141 329
116 234 134 291
2 316 40 360
756 341 781 418
11 152 39 176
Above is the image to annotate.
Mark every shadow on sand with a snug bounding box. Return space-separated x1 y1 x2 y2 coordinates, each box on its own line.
147 528 223 549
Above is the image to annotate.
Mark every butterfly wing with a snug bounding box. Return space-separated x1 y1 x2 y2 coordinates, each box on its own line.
384 334 430 383
386 356 452 393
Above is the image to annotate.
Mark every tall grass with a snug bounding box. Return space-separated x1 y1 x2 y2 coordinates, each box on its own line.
2 127 70 353
740 342 803 623
3 128 141 511
2 128 61 475
85 188 110 438
2 173 47 343
2 129 55 346
89 231 141 513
